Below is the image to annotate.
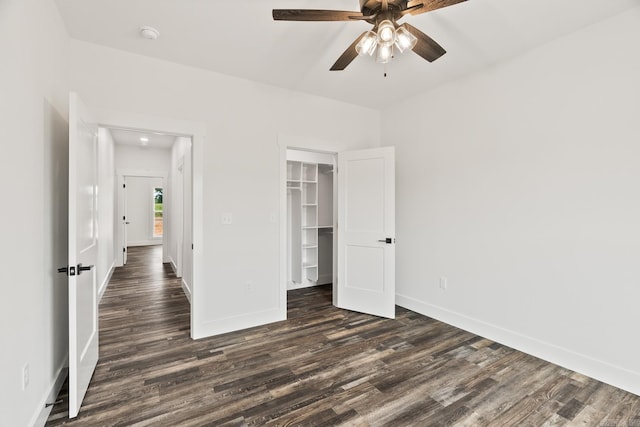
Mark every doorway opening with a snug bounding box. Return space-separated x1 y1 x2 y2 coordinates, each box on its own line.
285 148 337 304
153 187 164 238
104 126 194 305
122 175 166 254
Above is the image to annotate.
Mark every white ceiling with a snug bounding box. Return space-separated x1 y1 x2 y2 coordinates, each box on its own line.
108 127 177 149
54 0 639 109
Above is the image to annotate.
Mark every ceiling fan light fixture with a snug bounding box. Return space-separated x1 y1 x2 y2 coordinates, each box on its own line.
356 31 377 56
376 44 393 64
395 26 417 53
377 20 395 47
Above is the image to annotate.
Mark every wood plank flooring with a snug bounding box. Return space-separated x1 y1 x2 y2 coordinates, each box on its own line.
46 246 640 426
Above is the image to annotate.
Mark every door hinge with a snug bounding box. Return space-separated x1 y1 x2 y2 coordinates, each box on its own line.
123 183 126 188
123 247 126 253
191 244 194 250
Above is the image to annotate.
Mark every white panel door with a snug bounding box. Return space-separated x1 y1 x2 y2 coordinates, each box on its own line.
68 92 99 418
337 146 395 318
122 177 128 265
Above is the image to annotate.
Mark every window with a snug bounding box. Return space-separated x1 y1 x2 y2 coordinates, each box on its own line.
153 187 163 238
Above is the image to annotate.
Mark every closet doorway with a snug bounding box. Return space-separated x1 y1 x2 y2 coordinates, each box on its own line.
286 149 337 295
281 145 397 319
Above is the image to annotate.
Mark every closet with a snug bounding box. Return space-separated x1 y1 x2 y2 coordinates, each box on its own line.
286 150 335 289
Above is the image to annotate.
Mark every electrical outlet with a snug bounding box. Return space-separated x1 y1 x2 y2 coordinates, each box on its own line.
440 277 448 290
221 213 233 225
22 363 29 391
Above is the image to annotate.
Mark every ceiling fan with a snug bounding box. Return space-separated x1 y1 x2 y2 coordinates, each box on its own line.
273 0 469 71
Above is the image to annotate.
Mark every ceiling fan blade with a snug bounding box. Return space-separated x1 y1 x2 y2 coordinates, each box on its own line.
401 23 446 62
330 32 367 71
406 0 468 16
399 4 423 16
273 9 364 21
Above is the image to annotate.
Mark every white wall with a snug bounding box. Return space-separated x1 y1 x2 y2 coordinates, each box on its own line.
125 176 163 246
97 128 116 296
114 144 171 172
383 7 640 395
0 0 70 425
69 39 381 338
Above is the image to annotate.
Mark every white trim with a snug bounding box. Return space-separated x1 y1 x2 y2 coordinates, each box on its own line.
396 293 640 397
181 279 192 304
98 261 115 300
278 142 288 321
168 256 178 275
30 361 68 427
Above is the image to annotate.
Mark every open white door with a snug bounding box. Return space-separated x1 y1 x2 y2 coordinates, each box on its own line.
337 146 395 318
67 92 99 418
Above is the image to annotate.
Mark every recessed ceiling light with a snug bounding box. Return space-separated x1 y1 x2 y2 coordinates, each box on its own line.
140 137 149 142
139 26 160 40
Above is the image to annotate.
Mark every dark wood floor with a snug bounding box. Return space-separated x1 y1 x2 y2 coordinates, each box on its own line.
47 246 640 426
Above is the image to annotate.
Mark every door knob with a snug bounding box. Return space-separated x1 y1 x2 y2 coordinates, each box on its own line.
77 264 93 275
377 237 394 244
58 266 76 276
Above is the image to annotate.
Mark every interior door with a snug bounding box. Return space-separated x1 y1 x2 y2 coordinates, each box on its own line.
337 146 395 318
122 177 128 265
68 92 99 418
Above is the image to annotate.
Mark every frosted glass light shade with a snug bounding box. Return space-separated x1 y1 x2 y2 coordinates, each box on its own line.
356 31 377 56
395 26 417 53
376 44 393 63
377 20 395 47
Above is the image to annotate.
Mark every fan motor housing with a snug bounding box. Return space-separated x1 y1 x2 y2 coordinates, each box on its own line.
360 0 408 15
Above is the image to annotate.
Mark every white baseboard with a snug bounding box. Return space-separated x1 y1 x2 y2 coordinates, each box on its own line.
98 261 116 301
181 279 192 304
168 256 177 274
31 360 68 427
192 307 284 339
396 293 640 397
